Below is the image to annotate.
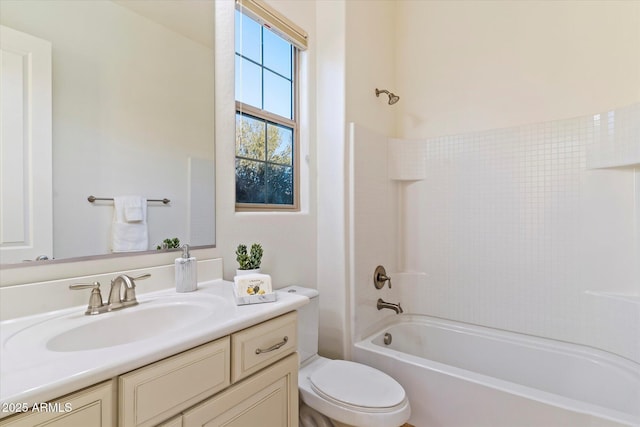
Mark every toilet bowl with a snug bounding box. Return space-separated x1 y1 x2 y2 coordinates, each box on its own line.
299 356 410 427
278 286 411 427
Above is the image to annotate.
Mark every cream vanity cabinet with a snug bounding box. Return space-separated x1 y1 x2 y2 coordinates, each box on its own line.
120 311 298 427
0 312 298 427
119 337 232 427
181 353 298 427
0 381 116 427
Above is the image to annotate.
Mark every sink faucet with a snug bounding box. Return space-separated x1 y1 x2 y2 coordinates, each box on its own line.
377 298 403 314
70 273 151 315
108 273 150 310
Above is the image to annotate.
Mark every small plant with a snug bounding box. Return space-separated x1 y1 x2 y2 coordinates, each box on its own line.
156 237 181 250
236 243 263 270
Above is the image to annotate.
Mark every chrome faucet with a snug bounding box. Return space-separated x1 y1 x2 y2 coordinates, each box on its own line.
107 273 150 310
377 298 403 314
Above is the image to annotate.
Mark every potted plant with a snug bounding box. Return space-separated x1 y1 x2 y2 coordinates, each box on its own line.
156 237 180 250
235 243 263 275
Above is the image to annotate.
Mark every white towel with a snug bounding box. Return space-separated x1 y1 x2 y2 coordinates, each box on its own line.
124 197 143 222
111 196 148 252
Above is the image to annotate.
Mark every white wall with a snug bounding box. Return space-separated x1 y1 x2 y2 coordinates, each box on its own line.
0 1 215 259
214 0 318 289
316 0 397 358
348 124 399 342
315 0 348 359
395 0 640 138
345 0 398 139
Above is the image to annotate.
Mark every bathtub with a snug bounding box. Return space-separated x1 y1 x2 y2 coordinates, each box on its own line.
353 315 640 427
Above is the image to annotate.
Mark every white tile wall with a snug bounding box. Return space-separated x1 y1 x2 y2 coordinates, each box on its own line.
350 103 640 362
587 103 640 169
388 138 426 181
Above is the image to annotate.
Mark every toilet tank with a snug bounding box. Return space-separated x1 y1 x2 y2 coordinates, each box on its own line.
279 286 318 365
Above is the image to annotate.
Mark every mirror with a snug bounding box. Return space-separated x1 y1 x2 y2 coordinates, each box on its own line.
0 0 215 264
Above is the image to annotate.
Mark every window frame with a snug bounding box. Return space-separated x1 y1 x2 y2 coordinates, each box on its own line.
235 12 300 212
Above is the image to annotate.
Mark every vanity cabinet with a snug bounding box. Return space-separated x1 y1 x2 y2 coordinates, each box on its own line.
231 311 297 382
1 312 298 427
156 415 183 427
0 381 115 427
183 352 298 427
119 337 231 427
121 311 298 427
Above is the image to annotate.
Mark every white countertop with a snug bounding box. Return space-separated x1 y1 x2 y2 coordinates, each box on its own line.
0 280 308 416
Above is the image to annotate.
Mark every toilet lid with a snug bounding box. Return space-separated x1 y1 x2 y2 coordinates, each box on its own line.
308 360 406 409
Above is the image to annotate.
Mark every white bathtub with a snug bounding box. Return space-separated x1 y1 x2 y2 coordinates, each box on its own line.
353 315 640 427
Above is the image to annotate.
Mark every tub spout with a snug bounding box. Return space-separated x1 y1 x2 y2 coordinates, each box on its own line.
377 298 403 314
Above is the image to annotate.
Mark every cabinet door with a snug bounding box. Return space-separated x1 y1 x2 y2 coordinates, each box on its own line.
157 415 182 427
119 337 230 427
0 381 115 427
183 353 298 427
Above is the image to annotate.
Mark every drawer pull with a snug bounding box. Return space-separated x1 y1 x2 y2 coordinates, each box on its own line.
255 336 288 354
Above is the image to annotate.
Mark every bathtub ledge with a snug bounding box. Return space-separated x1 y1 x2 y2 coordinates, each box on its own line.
585 290 640 305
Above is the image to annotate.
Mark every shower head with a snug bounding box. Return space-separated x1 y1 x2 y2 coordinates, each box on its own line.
375 88 400 105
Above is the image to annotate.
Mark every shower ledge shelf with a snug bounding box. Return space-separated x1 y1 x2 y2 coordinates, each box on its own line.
585 291 640 306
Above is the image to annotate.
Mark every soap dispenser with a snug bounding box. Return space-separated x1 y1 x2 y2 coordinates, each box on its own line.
175 244 197 292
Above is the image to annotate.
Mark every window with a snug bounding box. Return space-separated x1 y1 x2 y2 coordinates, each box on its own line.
235 1 306 210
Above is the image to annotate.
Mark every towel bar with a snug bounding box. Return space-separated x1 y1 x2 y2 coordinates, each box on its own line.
87 196 170 204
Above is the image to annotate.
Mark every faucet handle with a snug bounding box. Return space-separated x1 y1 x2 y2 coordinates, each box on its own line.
70 282 104 315
374 265 392 289
118 273 151 287
69 282 100 290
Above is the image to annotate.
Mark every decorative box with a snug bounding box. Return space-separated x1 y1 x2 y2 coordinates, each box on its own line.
232 273 277 305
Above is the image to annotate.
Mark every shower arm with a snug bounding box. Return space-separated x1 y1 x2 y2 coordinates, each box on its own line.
375 88 400 105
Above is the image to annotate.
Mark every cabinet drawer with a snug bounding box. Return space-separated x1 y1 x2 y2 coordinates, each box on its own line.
231 311 297 382
119 337 230 427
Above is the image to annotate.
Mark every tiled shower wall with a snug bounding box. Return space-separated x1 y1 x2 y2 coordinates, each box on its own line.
350 103 640 362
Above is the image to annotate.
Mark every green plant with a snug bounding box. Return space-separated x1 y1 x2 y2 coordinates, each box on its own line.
156 237 180 250
236 243 263 270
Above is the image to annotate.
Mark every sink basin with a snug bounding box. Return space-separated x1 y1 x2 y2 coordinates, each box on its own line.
47 302 211 352
3 293 232 353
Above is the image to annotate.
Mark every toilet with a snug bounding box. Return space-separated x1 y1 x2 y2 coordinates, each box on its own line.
280 286 411 427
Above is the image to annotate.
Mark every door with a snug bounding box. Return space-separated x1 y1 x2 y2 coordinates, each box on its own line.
0 25 52 263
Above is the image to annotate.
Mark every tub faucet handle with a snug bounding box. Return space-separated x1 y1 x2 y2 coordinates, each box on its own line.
374 265 392 289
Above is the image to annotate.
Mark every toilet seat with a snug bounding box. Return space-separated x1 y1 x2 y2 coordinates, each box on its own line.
309 360 406 411
299 357 411 427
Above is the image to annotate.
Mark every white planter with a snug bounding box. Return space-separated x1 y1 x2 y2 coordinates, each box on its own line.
236 268 261 276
